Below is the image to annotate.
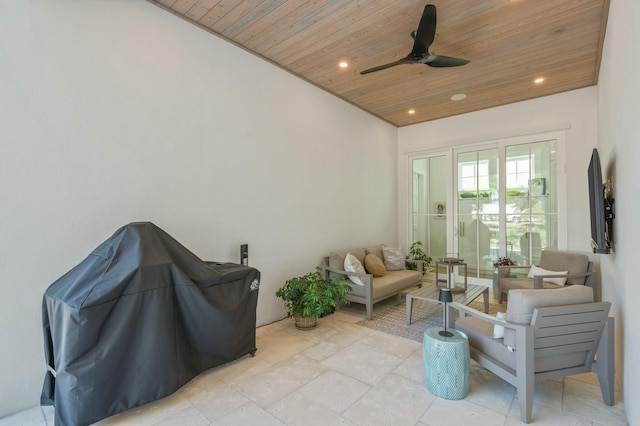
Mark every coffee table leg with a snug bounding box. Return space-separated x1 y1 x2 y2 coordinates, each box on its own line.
483 288 489 313
406 294 414 324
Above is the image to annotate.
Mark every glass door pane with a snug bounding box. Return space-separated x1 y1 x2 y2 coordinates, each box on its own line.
505 140 558 265
411 156 447 263
456 148 499 280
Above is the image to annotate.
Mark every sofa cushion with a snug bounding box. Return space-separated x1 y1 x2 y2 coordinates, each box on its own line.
344 253 366 286
364 254 386 277
382 245 405 270
503 285 594 349
371 270 421 299
365 244 384 261
329 248 367 269
329 248 366 279
527 265 568 286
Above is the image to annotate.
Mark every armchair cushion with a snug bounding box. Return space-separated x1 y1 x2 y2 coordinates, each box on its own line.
455 317 514 369
504 285 594 348
539 250 589 286
527 265 568 286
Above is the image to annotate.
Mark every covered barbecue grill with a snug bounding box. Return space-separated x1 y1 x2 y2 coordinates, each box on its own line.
40 222 260 425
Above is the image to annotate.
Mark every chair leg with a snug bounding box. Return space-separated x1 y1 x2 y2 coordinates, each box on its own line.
517 380 534 424
593 317 615 406
516 328 535 423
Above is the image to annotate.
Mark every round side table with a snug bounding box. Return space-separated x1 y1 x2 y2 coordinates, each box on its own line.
423 327 470 400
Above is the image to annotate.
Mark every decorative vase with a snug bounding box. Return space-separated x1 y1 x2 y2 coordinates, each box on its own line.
294 314 317 330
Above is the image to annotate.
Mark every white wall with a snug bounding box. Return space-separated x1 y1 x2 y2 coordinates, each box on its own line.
0 0 397 416
397 87 598 254
598 0 640 423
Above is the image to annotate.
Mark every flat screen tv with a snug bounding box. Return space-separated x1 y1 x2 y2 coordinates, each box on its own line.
588 148 614 253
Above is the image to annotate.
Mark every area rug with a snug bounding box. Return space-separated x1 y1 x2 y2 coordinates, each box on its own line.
354 295 505 343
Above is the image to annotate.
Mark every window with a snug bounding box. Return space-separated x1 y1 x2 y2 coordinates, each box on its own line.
506 156 531 189
459 160 490 192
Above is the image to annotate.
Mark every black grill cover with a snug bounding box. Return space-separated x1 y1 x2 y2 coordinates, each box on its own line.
40 222 260 426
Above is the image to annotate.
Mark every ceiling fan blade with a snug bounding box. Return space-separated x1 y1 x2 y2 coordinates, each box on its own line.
360 58 411 75
360 4 467 76
411 4 436 56
426 55 470 67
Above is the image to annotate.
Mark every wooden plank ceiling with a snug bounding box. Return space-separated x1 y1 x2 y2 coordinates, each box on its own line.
148 0 609 127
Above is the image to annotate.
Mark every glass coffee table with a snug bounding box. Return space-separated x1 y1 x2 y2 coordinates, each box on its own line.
406 283 489 325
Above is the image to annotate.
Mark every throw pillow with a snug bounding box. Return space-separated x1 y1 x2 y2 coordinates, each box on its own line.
382 245 405 270
527 265 568 286
364 254 386 277
344 253 366 286
493 312 506 339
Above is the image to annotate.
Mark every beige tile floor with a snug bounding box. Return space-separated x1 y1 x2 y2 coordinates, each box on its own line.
1 307 627 426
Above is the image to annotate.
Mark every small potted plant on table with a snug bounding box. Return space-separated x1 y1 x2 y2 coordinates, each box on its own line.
492 256 517 301
276 267 352 330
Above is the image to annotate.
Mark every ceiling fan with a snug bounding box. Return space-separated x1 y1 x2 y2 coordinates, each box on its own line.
360 4 470 75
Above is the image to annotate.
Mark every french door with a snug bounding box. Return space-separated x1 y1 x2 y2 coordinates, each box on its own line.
411 154 449 261
410 136 562 285
456 148 499 280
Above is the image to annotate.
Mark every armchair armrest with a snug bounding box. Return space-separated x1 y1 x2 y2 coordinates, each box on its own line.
532 270 594 288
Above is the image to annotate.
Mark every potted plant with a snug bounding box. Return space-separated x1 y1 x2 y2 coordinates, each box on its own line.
406 241 433 273
493 256 517 268
492 257 517 301
276 267 352 330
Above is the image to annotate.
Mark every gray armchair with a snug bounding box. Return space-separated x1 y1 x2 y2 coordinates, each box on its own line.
497 249 594 303
451 285 614 423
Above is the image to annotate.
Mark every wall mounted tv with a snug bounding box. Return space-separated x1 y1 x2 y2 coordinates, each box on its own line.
588 148 615 254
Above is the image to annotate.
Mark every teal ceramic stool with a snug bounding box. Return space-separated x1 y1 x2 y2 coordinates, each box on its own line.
423 327 470 400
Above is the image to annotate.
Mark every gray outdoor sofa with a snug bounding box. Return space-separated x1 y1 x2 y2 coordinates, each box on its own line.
322 244 423 320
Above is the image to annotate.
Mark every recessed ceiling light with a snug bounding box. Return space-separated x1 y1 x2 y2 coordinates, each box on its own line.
339 61 348 68
534 77 545 84
450 93 467 101
408 109 416 115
